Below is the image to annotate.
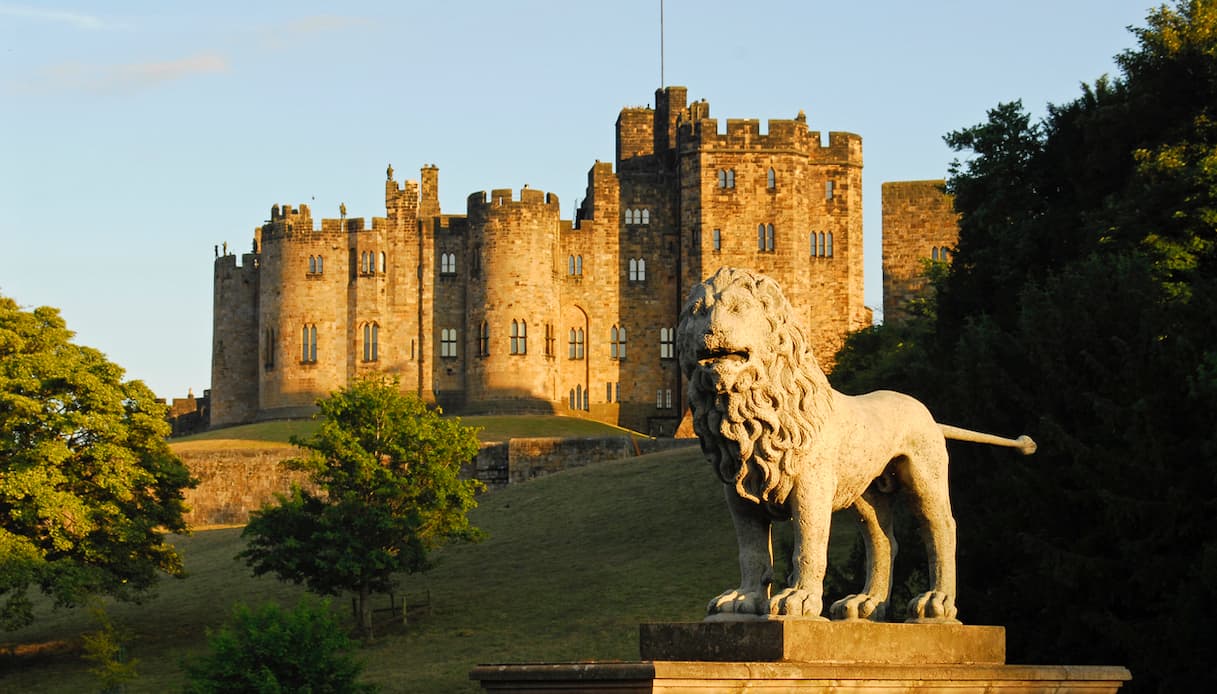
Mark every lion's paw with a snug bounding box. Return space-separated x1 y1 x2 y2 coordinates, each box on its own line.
706 589 768 618
768 588 827 620
829 594 886 621
906 591 960 623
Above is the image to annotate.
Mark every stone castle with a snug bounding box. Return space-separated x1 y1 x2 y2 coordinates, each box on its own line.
211 86 956 436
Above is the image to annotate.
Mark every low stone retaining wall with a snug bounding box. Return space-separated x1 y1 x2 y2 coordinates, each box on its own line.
176 436 696 527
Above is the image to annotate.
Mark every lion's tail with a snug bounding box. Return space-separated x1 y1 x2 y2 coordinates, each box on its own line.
939 424 1037 455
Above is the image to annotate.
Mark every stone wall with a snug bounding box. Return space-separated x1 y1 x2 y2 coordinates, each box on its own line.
881 180 959 323
176 436 696 526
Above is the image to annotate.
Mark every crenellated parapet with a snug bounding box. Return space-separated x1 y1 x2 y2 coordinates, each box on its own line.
679 116 862 165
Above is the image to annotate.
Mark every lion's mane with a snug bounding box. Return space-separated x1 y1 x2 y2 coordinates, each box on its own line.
679 268 835 506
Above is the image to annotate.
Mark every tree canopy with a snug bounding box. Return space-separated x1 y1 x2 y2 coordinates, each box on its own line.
239 377 483 636
833 2 1217 690
0 296 194 630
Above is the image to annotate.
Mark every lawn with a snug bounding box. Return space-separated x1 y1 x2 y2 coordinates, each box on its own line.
0 446 860 693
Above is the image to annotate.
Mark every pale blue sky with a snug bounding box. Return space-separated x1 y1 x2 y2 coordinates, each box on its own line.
0 1 1153 401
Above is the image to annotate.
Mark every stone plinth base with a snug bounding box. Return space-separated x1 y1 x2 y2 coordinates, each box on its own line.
470 661 1131 692
640 620 1005 664
470 622 1131 692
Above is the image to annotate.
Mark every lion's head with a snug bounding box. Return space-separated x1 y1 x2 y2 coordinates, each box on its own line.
677 267 834 505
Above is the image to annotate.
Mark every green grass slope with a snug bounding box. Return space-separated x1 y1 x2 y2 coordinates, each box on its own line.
1 446 858 693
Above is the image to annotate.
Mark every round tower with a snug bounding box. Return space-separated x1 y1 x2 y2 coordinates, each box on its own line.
257 204 348 418
465 187 561 411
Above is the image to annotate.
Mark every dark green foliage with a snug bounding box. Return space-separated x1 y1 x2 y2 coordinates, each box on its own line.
831 3 1217 690
0 296 195 631
181 599 374 693
239 378 483 636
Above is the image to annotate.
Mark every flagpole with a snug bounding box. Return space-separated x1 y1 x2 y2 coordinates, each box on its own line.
660 0 665 88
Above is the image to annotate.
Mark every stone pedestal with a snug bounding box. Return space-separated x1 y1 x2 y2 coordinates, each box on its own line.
470 621 1131 693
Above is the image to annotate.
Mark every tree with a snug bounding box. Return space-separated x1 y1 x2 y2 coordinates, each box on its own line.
0 296 195 631
182 599 375 693
239 378 483 636
832 2 1217 690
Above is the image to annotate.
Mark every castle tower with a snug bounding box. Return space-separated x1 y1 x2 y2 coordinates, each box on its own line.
464 187 561 411
210 251 259 426
881 180 958 323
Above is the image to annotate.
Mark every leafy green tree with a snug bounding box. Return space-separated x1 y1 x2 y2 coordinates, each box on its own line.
0 296 194 631
833 2 1217 690
239 378 483 636
182 599 375 694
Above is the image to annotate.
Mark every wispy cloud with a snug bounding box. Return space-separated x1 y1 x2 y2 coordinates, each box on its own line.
257 14 370 50
0 3 113 30
29 53 230 95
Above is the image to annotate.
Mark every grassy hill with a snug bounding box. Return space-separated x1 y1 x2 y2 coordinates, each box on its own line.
173 414 637 448
0 446 859 693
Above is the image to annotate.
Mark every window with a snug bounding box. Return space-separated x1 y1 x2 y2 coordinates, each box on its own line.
712 228 721 251
609 325 626 360
767 167 776 189
379 251 386 273
628 258 646 282
567 255 583 277
308 256 317 274
660 327 674 359
583 388 589 411
316 255 323 273
932 246 950 262
441 328 457 358
510 320 527 355
717 170 726 188
606 382 612 402
569 389 576 409
576 255 583 275
479 321 489 357
263 328 275 369
812 231 834 258
826 180 835 200
440 252 456 275
656 389 673 409
576 328 585 359
716 169 736 189
545 323 555 357
726 170 735 188
301 324 317 363
641 208 650 225
758 224 775 252
362 323 379 362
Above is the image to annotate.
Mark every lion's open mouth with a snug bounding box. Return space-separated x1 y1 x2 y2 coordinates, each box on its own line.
697 348 749 366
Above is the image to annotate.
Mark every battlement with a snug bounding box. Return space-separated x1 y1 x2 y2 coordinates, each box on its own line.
270 203 312 222
680 115 862 164
468 187 560 210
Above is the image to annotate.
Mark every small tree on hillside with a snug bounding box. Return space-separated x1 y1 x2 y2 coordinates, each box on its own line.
0 295 194 631
239 378 483 636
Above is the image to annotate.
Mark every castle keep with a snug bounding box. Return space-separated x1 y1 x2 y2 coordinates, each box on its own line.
212 86 947 435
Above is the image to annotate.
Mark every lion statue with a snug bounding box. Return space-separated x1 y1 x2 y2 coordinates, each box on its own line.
677 267 1035 623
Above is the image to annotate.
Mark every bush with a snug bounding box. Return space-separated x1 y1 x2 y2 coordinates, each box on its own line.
182 599 374 693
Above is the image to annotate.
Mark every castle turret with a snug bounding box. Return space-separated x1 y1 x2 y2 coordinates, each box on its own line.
211 250 259 426
464 187 561 411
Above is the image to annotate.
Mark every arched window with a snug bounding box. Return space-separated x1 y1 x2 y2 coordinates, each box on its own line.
610 326 619 359
617 326 626 359
569 328 577 359
441 252 456 275
479 321 489 357
308 256 316 274
379 251 386 273
758 224 766 250
568 255 575 275
637 258 646 281
767 167 776 189
575 255 583 275
932 247 939 261
583 388 589 411
441 328 457 358
510 320 527 355
628 258 637 281
726 170 735 188
826 232 834 257
301 324 317 363
641 208 650 225
569 389 576 409
316 255 323 273
717 170 727 188
362 323 379 362
576 384 583 410
811 231 819 257
766 224 775 252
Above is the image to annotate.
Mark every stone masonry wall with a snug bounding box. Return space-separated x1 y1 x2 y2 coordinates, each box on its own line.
881 180 959 323
177 436 695 526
